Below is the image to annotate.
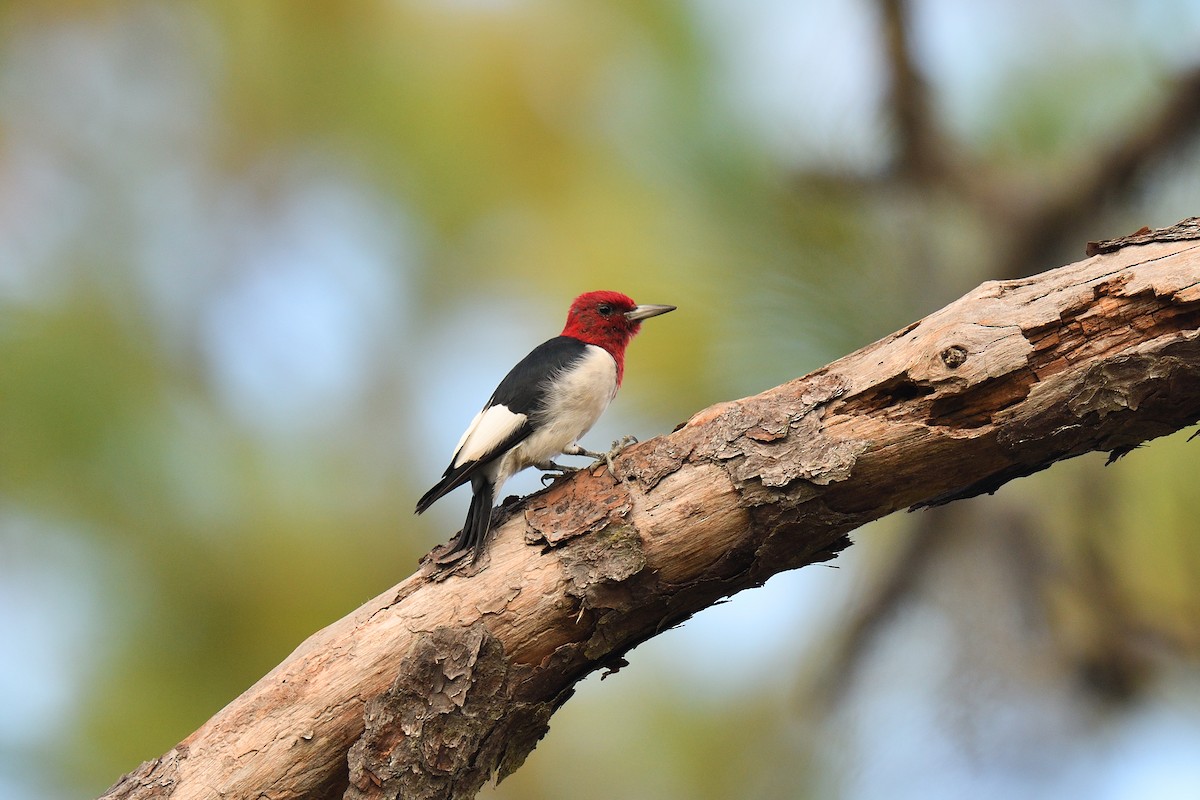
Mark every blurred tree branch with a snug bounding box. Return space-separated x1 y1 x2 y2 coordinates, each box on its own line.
879 0 946 180
874 0 1200 279
816 2 1200 706
994 65 1200 279
102 223 1200 800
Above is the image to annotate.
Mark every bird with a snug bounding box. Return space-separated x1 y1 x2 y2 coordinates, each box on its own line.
415 291 675 565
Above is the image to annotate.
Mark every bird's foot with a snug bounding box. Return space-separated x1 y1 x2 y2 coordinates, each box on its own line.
589 435 638 476
535 460 579 486
563 437 638 477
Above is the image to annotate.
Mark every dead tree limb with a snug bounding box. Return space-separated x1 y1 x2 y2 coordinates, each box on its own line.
103 221 1200 800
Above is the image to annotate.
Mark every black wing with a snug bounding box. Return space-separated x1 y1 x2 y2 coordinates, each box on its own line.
488 336 591 415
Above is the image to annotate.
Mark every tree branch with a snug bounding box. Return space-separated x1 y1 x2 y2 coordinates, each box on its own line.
103 221 1200 800
877 0 949 180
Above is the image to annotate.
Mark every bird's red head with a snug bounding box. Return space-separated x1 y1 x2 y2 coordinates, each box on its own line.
561 291 675 384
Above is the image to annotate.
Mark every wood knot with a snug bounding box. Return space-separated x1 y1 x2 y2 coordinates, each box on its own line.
940 345 968 368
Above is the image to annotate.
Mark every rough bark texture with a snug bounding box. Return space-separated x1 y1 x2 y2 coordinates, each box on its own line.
102 221 1200 800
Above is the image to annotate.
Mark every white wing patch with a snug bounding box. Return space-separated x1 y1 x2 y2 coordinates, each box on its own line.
452 404 528 467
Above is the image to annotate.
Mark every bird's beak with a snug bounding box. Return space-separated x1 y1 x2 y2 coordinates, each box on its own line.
625 304 676 322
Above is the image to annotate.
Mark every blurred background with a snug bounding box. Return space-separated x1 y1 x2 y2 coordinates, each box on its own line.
3 1 1200 798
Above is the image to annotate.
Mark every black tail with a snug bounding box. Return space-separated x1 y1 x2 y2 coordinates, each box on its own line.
437 479 495 564
415 461 476 515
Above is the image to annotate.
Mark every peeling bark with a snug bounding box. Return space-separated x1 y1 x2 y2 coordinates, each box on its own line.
102 221 1200 800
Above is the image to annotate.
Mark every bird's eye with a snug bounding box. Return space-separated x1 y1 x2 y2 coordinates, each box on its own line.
597 304 613 317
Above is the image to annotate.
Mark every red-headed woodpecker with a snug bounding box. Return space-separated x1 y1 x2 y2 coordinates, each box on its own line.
416 291 675 564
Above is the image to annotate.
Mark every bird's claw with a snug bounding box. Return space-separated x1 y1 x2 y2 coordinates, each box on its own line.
601 435 638 475
540 471 565 487
564 437 638 477
537 461 578 486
